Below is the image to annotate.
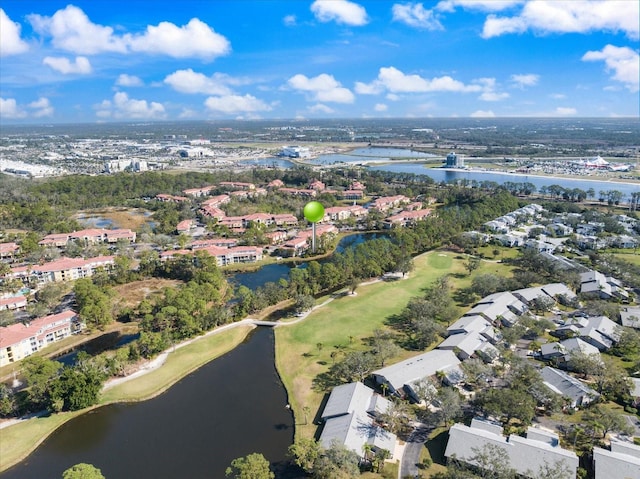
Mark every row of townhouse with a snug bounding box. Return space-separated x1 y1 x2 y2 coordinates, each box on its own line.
8 256 115 287
281 224 338 256
580 269 629 301
322 205 368 222
445 418 579 479
0 310 83 367
383 208 433 228
0 295 27 311
446 407 640 479
39 228 136 247
318 382 397 463
0 242 20 261
160 245 263 267
369 195 410 213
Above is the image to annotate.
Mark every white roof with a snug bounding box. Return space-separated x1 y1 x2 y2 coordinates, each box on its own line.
447 315 491 334
371 349 460 392
593 439 640 479
321 381 390 420
445 420 578 479
319 412 396 459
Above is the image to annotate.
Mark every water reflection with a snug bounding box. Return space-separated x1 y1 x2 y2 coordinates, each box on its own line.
1 328 298 479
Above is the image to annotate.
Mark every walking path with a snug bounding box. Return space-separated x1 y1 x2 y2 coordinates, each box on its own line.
1 274 398 431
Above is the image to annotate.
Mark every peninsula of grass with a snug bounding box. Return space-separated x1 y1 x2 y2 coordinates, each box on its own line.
0 324 253 473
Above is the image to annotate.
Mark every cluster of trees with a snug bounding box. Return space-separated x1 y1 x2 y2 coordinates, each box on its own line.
474 360 564 426
0 354 106 417
288 439 361 479
389 276 457 349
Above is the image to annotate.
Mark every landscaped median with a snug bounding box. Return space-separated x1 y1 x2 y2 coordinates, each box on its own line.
0 324 254 473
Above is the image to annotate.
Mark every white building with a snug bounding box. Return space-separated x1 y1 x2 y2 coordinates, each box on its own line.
445 418 578 479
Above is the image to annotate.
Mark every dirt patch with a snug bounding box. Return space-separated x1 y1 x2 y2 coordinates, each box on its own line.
113 278 182 309
75 207 152 231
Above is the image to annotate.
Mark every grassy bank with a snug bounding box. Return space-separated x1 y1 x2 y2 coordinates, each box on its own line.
0 324 253 473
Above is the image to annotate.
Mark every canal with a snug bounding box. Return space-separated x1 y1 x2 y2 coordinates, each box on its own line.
0 328 300 479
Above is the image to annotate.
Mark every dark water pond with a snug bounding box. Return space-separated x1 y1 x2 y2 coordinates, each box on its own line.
230 232 391 290
1 328 299 479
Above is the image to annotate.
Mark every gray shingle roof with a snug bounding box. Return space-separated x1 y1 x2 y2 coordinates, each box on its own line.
541 366 599 407
371 349 461 394
445 419 578 479
593 439 640 479
321 381 390 420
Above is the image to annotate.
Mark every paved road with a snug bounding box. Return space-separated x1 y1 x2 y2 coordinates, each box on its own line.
400 423 431 479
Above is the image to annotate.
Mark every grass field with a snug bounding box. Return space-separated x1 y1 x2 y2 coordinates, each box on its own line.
274 249 507 440
0 325 253 473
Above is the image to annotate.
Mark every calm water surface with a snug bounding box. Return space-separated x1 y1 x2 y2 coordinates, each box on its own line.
1 328 298 479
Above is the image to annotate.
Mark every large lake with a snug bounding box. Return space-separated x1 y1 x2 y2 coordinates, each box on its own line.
1 328 300 479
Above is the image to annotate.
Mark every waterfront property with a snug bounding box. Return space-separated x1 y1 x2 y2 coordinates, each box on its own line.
319 382 397 461
0 310 83 366
444 418 578 479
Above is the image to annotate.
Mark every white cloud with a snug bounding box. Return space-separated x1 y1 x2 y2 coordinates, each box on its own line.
510 73 539 88
374 103 388 112
363 67 483 93
479 91 510 101
0 98 27 119
555 107 577 115
283 15 297 26
437 0 522 13
355 81 383 95
550 93 566 99
288 73 355 103
28 6 230 59
29 5 127 54
96 92 166 119
28 97 54 117
164 69 234 95
0 9 29 56
582 45 640 93
204 94 271 113
386 93 400 101
116 74 143 87
470 110 496 117
0 97 53 118
128 18 230 59
392 3 443 30
311 0 368 26
309 104 335 114
43 56 92 74
482 1 639 39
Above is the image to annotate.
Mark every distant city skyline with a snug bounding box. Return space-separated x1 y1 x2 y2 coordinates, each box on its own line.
1 0 638 123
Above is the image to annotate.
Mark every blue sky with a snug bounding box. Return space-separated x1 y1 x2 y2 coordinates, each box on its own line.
1 0 638 123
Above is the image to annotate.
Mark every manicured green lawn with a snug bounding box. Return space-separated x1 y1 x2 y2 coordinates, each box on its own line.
275 250 466 439
613 252 640 266
0 325 253 473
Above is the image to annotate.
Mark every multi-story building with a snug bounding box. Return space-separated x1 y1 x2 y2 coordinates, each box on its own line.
0 243 19 261
0 310 83 367
9 256 115 286
39 229 136 247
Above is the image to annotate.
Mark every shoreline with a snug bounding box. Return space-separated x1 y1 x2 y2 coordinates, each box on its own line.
0 322 255 473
